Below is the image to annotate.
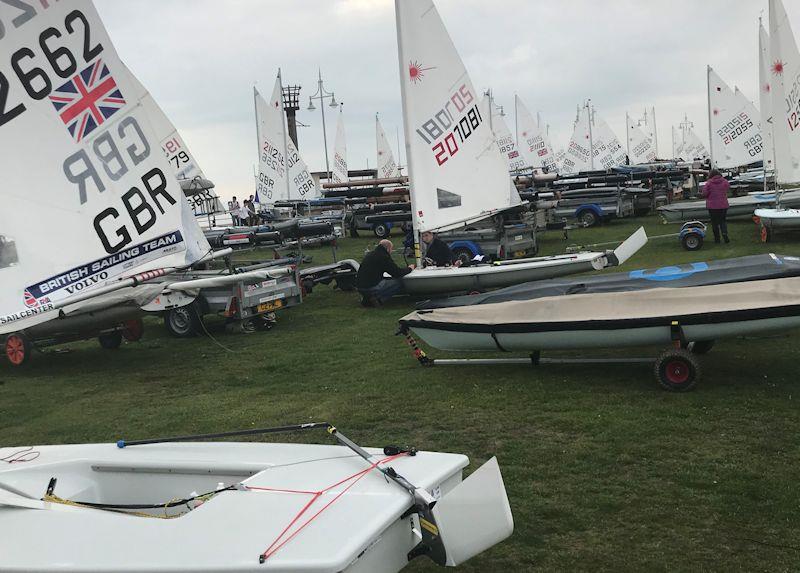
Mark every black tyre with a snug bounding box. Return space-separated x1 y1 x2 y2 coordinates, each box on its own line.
655 348 700 392
688 340 715 355
578 210 599 227
164 305 201 338
452 247 474 266
302 278 314 294
98 331 123 350
335 276 356 292
373 223 391 238
4 333 31 366
681 232 703 251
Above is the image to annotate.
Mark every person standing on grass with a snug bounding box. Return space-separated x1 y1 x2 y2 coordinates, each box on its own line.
702 169 730 244
356 239 415 307
230 196 241 226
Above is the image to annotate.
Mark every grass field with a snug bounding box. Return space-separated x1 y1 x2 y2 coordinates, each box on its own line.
2 215 800 571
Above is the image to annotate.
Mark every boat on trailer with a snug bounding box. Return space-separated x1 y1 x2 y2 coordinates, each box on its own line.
657 189 800 222
401 227 646 295
0 423 513 572
399 276 800 390
417 253 800 308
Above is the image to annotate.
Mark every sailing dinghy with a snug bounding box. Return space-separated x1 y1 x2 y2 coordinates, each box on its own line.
394 0 646 296
0 1 286 365
399 276 800 390
751 0 800 236
0 423 514 571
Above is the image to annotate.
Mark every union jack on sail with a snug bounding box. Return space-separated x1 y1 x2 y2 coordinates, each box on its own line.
49 59 126 142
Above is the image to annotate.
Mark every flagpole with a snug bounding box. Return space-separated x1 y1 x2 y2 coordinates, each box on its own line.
625 112 631 160
651 106 659 157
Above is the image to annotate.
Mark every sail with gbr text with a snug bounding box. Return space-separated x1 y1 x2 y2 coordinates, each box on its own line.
0 0 206 335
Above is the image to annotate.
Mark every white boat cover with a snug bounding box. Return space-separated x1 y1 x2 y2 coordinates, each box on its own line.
400 276 800 333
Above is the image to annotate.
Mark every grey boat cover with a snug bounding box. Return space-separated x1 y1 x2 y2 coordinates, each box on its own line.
400 276 800 332
417 254 800 309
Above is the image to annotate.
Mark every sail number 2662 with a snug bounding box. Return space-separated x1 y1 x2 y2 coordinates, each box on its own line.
0 9 103 128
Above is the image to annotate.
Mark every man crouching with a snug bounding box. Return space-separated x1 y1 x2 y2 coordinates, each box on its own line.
356 239 415 307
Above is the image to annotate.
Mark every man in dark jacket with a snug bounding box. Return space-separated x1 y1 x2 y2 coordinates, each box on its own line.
356 239 415 306
421 231 462 267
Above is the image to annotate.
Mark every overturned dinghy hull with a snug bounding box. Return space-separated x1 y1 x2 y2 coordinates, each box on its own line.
402 228 647 296
400 277 800 352
418 254 800 309
658 189 800 222
0 438 512 572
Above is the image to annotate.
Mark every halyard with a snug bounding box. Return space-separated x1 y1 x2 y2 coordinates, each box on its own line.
2 214 799 571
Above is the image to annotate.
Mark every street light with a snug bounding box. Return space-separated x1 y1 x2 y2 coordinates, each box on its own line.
307 69 339 180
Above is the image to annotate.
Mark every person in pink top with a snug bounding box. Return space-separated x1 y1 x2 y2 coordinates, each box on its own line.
702 169 730 244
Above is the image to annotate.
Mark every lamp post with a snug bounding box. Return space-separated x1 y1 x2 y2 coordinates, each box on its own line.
307 69 339 180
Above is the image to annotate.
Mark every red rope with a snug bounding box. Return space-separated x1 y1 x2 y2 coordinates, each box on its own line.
252 452 409 563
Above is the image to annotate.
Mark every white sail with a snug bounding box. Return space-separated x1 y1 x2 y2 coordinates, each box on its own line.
124 69 211 264
594 116 627 168
331 109 348 184
515 95 557 172
254 76 318 202
682 127 709 161
395 0 519 233
769 0 800 184
561 107 593 174
376 115 400 178
759 21 777 174
487 96 529 173
627 113 657 164
708 67 762 168
0 0 207 335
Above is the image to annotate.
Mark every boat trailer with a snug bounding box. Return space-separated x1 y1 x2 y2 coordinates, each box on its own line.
398 322 711 392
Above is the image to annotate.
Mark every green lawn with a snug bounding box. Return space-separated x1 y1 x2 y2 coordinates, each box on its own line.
2 215 800 571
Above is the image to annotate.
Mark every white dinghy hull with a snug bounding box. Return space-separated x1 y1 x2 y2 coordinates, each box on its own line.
402 228 647 296
0 438 512 572
400 277 800 352
755 208 800 230
658 189 800 222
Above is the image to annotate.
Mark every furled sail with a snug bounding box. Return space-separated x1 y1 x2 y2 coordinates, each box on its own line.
331 109 348 184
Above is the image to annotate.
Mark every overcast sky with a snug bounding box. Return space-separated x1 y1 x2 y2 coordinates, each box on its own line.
95 0 797 201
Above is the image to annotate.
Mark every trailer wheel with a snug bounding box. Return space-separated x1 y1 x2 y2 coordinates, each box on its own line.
335 276 356 291
681 232 703 251
4 334 31 366
452 247 474 266
98 331 123 350
165 305 201 338
578 210 599 227
121 319 144 342
655 348 700 392
373 223 391 238
688 340 715 355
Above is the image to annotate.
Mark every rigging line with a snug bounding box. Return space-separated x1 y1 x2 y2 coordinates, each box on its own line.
0 447 40 463
258 452 409 563
197 309 238 354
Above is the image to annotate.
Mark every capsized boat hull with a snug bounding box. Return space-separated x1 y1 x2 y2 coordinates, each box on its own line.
657 189 800 222
0 441 512 572
417 254 800 309
400 277 800 352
